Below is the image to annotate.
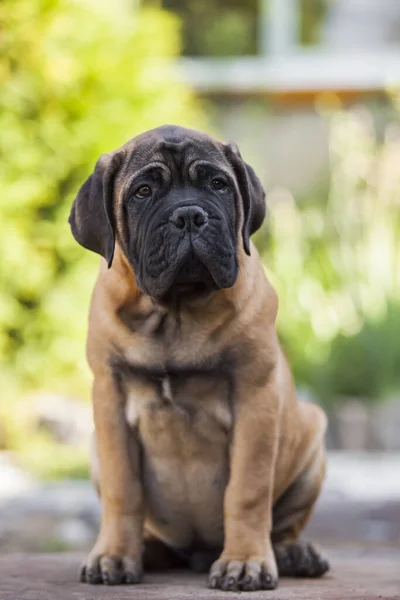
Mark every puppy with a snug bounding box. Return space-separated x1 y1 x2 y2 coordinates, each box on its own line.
69 125 329 591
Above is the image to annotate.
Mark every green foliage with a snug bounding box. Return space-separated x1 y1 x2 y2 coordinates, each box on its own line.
315 303 400 402
260 106 400 404
17 436 90 480
160 0 258 56
0 0 201 401
299 0 328 46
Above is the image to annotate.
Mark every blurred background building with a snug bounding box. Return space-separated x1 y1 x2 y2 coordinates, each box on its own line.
171 0 400 192
0 0 399 555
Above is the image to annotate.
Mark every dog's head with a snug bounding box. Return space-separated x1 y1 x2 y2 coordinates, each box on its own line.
69 125 265 302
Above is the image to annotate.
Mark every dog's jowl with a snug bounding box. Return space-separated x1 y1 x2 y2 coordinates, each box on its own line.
69 125 329 591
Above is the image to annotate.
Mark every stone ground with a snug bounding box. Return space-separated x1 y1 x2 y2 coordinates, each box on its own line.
0 453 399 599
0 549 398 600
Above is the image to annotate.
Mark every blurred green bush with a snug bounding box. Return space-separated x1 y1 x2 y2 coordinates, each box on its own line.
259 105 400 405
157 0 259 56
0 0 201 403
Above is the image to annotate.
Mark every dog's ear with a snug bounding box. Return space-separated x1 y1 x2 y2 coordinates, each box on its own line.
69 152 122 268
225 142 266 255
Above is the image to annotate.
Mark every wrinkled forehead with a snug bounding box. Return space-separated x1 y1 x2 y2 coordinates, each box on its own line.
119 127 231 178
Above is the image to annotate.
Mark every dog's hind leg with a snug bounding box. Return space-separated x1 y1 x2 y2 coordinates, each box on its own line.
271 440 329 578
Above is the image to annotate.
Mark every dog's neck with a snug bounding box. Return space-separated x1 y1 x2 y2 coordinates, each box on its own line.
99 243 262 337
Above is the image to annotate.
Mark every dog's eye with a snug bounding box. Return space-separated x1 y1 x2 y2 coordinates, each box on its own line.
134 185 152 199
211 178 227 191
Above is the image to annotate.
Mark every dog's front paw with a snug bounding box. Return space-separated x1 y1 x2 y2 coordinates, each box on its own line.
208 555 278 592
80 548 143 585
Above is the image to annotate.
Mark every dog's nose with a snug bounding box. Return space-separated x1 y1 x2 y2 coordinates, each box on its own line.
170 206 208 232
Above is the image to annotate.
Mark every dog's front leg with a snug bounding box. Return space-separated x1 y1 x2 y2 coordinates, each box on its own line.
81 375 144 585
209 376 280 592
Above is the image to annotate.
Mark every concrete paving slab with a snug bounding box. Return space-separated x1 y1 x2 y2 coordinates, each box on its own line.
0 550 398 600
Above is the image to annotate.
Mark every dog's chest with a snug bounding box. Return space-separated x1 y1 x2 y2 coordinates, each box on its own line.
123 368 232 548
124 367 233 445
